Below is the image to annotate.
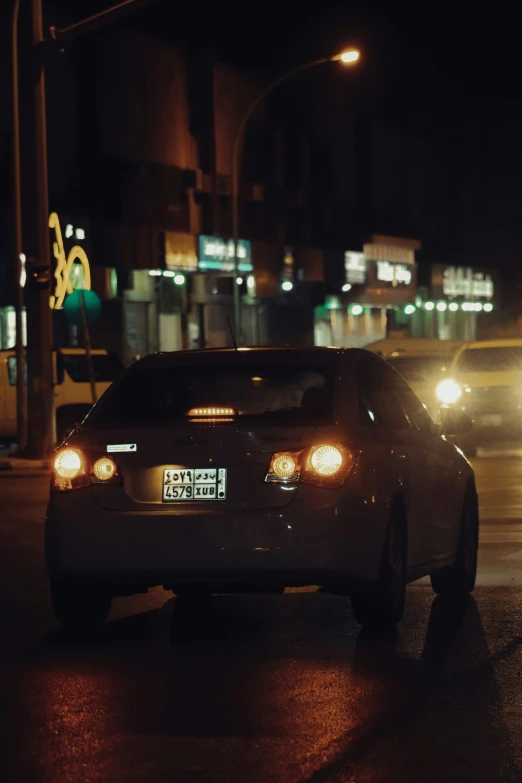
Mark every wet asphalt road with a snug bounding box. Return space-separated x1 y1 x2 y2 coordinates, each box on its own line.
2 453 522 782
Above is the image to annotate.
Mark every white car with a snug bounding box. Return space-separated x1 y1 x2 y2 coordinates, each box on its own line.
0 348 124 442
436 339 522 456
45 347 478 631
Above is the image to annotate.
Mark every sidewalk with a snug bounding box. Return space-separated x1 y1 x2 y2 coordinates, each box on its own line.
0 456 51 477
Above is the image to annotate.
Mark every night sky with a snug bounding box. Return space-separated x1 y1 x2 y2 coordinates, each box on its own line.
3 1 522 289
44 1 520 116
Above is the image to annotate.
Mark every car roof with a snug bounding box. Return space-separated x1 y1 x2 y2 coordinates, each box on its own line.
0 347 109 355
457 339 522 350
366 338 464 357
132 346 350 371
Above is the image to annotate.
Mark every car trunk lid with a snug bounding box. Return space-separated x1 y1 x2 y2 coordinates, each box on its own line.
83 424 317 511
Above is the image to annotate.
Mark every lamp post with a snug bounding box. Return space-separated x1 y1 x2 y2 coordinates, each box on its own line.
230 48 360 344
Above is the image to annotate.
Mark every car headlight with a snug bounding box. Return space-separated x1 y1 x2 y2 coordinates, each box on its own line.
436 379 462 405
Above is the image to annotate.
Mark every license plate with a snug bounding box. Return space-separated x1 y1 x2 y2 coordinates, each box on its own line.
162 468 227 502
480 414 502 427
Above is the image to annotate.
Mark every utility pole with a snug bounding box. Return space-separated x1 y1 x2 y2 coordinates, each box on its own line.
11 0 27 452
13 0 159 458
24 0 54 458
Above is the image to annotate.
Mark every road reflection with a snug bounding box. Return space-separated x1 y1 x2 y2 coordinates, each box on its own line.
0 590 519 783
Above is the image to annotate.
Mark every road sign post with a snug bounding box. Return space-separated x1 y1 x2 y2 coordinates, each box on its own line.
64 288 101 406
80 291 96 405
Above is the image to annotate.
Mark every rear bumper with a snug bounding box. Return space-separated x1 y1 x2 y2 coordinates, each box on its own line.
45 486 387 588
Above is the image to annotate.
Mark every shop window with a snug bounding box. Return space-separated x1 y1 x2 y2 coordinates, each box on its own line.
7 357 27 387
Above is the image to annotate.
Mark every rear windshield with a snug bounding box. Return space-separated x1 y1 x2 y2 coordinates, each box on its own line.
455 347 522 373
387 355 451 383
60 353 124 383
91 364 334 426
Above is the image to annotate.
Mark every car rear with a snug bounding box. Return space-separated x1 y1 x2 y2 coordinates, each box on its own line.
46 349 375 593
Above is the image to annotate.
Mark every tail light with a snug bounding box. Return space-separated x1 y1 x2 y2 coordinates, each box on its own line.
91 456 118 484
265 444 358 488
53 448 89 491
52 448 121 491
302 444 358 488
266 450 304 484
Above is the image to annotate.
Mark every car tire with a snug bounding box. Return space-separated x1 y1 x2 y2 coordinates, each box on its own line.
50 578 112 630
430 487 478 598
351 512 407 629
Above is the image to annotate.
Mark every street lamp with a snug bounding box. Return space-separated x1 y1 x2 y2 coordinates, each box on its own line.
337 50 361 64
231 49 361 343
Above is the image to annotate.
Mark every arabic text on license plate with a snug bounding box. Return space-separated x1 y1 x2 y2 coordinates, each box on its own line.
162 468 227 502
480 414 502 427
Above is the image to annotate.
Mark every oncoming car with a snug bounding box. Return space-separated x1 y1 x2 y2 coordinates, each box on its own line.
366 338 464 417
45 347 479 631
436 339 522 456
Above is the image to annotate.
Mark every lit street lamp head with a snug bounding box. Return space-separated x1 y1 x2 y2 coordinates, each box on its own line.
333 49 361 64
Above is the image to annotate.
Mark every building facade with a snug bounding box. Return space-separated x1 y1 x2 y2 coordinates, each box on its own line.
0 27 504 359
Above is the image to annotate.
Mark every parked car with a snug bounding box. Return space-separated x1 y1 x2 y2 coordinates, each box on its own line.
46 347 478 631
435 338 522 456
0 348 124 442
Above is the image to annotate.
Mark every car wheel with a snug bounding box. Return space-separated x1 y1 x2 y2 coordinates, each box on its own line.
351 513 407 629
430 488 478 598
50 578 112 630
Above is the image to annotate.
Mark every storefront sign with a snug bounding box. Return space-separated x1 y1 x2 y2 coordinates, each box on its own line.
442 266 494 299
165 232 198 271
376 261 412 287
282 247 295 281
363 242 416 265
49 212 91 309
198 235 253 273
344 251 367 284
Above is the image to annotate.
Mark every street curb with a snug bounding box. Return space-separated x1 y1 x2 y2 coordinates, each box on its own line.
0 472 51 479
0 458 51 472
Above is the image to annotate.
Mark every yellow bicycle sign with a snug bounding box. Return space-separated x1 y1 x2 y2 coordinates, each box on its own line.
49 211 91 310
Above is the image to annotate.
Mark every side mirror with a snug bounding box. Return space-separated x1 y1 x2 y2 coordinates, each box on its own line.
440 407 473 436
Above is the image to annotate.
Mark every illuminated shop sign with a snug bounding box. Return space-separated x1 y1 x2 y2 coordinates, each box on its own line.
363 243 416 264
376 260 412 287
282 247 295 281
198 235 253 273
442 267 494 299
344 251 367 284
49 212 91 309
165 232 198 272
